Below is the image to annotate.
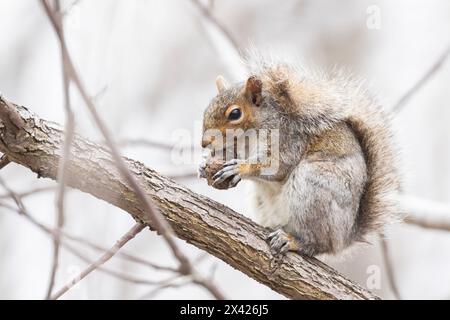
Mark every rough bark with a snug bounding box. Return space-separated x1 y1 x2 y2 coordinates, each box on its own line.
0 97 379 300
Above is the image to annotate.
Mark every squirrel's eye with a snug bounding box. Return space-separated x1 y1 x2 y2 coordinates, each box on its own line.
228 108 242 121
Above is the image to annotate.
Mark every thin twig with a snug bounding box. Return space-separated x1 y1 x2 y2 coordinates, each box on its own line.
379 237 402 300
189 0 240 51
0 201 172 286
0 154 11 170
41 0 184 266
167 172 198 180
0 172 194 296
0 182 168 287
0 194 179 281
0 180 177 273
0 186 57 200
50 223 146 299
40 0 225 300
63 240 179 286
0 177 27 213
139 277 192 300
61 0 81 16
188 0 246 79
61 231 178 273
117 139 176 151
392 45 450 113
46 0 76 300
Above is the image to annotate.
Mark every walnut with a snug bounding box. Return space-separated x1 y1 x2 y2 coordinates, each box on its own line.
199 157 232 190
199 149 237 190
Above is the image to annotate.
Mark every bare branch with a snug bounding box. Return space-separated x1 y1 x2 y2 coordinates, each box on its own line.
139 277 192 300
398 194 450 232
0 186 57 200
117 138 176 151
61 0 81 16
0 177 27 213
62 239 179 286
167 172 199 180
379 237 402 300
46 0 76 300
0 180 174 288
62 231 178 273
0 199 173 287
61 230 178 272
189 0 240 51
406 215 450 232
392 45 450 113
50 223 146 299
0 191 179 281
188 0 246 79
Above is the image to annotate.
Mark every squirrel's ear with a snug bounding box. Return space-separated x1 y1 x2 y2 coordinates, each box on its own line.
215 75 229 93
245 76 263 106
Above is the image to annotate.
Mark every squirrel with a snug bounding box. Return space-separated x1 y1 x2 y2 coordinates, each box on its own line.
199 58 402 257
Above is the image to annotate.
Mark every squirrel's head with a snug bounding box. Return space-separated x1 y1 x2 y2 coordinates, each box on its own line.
201 75 265 150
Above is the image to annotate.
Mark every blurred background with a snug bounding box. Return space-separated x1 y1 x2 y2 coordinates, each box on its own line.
0 0 449 299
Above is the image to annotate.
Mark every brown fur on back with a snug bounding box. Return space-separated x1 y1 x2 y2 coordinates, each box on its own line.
306 123 362 159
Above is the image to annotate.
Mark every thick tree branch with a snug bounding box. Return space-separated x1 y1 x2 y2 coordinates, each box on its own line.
0 96 378 300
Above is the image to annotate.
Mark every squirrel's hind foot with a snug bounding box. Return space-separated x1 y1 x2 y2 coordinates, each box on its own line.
266 229 301 255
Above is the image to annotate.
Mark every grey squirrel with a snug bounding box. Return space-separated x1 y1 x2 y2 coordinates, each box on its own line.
199 58 402 256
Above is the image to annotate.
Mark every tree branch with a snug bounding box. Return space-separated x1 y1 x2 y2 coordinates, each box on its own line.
379 237 401 299
0 96 378 300
392 45 450 113
46 0 75 300
398 195 450 232
189 0 240 52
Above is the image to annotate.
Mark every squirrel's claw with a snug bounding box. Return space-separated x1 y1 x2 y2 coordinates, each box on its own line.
212 159 242 188
228 175 242 188
267 229 300 255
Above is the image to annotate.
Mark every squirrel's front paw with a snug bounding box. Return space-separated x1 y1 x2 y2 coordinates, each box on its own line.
212 159 242 189
266 229 301 255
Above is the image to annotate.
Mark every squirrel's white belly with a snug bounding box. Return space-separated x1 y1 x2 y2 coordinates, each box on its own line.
250 180 291 229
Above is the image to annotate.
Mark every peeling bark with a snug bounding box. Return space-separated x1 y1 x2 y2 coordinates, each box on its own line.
0 97 379 300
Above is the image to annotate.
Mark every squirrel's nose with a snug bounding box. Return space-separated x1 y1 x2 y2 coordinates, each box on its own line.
201 136 212 148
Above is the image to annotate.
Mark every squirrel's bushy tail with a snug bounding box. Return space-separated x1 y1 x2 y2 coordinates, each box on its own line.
346 102 402 240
